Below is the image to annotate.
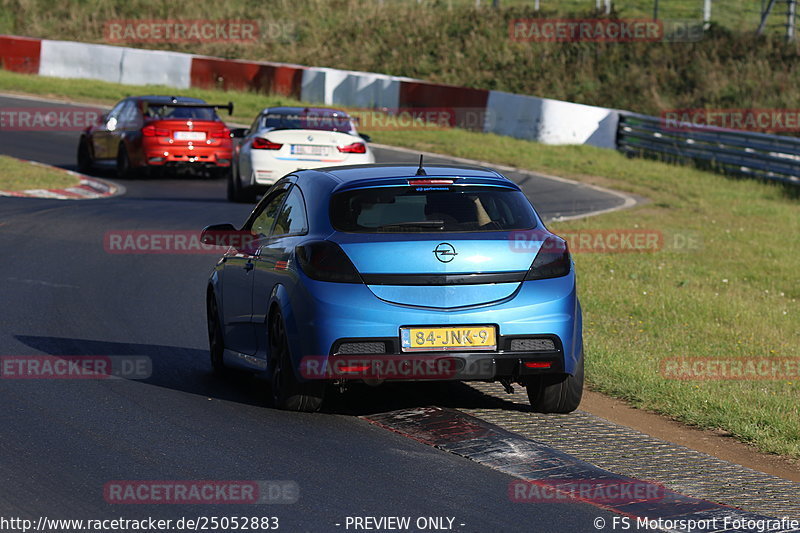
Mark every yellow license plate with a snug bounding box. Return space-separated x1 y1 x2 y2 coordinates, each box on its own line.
400 325 496 352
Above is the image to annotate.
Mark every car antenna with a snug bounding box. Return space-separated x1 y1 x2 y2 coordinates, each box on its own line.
415 154 427 176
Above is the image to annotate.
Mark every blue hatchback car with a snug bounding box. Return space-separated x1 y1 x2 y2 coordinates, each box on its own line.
203 163 583 413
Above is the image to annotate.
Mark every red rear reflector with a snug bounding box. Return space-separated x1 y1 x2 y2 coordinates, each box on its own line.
338 365 371 373
337 142 367 154
407 179 454 185
275 260 289 271
252 137 283 150
524 362 552 369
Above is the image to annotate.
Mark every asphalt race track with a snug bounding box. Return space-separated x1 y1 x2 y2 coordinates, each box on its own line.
0 94 632 531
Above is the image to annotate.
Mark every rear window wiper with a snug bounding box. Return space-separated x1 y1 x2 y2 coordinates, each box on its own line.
375 220 444 231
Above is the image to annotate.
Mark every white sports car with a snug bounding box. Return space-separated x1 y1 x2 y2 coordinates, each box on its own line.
228 106 375 202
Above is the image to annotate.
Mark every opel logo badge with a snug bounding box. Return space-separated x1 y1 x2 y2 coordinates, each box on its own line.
433 243 457 263
307 135 314 142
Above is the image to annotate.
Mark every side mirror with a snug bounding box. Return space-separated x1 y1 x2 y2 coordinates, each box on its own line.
230 128 249 138
201 224 259 252
359 133 372 143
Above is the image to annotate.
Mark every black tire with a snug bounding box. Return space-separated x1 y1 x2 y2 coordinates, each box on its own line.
116 144 136 180
226 168 237 202
213 165 231 181
207 292 226 373
269 311 324 412
228 160 258 203
525 351 584 413
77 137 93 173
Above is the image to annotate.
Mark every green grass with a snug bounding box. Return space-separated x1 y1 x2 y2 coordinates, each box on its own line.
506 0 791 34
0 154 79 190
373 131 800 459
1 69 798 458
3 0 800 116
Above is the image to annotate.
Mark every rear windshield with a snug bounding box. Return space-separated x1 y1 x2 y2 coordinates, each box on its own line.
144 104 219 121
331 185 538 233
262 113 355 133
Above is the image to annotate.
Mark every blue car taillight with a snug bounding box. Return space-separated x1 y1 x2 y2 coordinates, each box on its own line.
296 241 363 284
524 235 571 281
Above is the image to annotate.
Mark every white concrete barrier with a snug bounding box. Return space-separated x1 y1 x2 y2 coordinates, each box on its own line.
39 39 191 89
39 40 124 83
485 90 619 149
300 68 327 104
120 48 192 89
301 67 402 109
37 35 619 149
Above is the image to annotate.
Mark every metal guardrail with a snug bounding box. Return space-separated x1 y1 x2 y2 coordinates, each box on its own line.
617 112 800 185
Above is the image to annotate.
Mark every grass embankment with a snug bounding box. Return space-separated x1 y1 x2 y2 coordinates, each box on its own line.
0 69 303 123
0 154 79 190
2 0 800 116
1 69 797 458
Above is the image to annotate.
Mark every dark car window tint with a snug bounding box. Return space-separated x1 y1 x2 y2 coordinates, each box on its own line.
251 190 288 237
250 114 261 133
272 186 308 237
118 101 141 129
144 104 218 121
331 186 537 233
107 101 126 119
105 101 127 130
261 112 354 133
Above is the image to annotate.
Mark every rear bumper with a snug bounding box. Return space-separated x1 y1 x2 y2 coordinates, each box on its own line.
314 347 565 382
282 272 582 381
142 145 232 167
249 151 375 186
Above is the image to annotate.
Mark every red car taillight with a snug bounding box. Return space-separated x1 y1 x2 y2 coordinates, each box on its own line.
295 241 362 284
252 137 282 150
210 128 231 139
407 179 454 185
524 235 571 280
337 142 366 154
142 125 170 137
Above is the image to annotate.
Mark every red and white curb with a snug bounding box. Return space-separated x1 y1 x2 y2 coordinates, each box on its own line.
0 159 122 200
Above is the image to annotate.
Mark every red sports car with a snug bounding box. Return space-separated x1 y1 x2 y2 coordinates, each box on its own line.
77 95 234 179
